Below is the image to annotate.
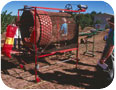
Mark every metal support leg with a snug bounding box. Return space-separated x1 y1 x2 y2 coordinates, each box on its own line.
33 45 40 83
83 34 95 57
33 7 40 83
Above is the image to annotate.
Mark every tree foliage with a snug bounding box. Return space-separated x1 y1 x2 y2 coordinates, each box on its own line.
73 11 102 30
1 10 16 34
95 19 102 24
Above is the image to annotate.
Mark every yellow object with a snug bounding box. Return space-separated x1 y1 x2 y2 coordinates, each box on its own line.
5 37 14 45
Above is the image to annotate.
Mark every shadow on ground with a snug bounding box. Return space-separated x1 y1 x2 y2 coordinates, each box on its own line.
1 55 110 89
34 68 102 89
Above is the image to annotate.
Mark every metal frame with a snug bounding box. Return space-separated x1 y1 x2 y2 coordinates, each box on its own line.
17 5 86 82
83 33 96 57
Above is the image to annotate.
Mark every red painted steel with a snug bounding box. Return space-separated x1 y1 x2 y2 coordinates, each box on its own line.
19 64 24 69
28 6 86 13
33 8 40 82
38 48 77 58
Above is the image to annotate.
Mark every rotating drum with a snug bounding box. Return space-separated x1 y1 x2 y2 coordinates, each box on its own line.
19 10 77 48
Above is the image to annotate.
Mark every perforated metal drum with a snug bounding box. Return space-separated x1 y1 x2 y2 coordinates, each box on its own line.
19 10 78 52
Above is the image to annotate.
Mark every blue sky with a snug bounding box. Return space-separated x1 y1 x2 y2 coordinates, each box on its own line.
1 1 114 15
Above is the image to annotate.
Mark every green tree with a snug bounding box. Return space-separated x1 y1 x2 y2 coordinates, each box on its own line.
95 19 102 24
71 11 104 30
1 10 16 34
76 13 93 29
90 11 97 26
98 12 102 14
91 11 97 15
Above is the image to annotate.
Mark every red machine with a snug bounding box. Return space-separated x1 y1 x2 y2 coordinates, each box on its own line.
16 4 87 82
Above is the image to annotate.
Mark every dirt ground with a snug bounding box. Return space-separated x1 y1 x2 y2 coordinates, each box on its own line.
1 30 109 89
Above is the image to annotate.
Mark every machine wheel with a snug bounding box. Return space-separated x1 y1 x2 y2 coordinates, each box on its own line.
65 4 73 10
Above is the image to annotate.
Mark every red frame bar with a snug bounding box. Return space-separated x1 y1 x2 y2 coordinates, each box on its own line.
33 8 39 82
38 48 77 58
28 6 86 13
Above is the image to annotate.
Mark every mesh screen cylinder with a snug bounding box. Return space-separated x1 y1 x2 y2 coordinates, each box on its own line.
20 10 77 46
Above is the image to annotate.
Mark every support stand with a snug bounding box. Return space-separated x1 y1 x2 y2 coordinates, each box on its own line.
83 33 95 57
